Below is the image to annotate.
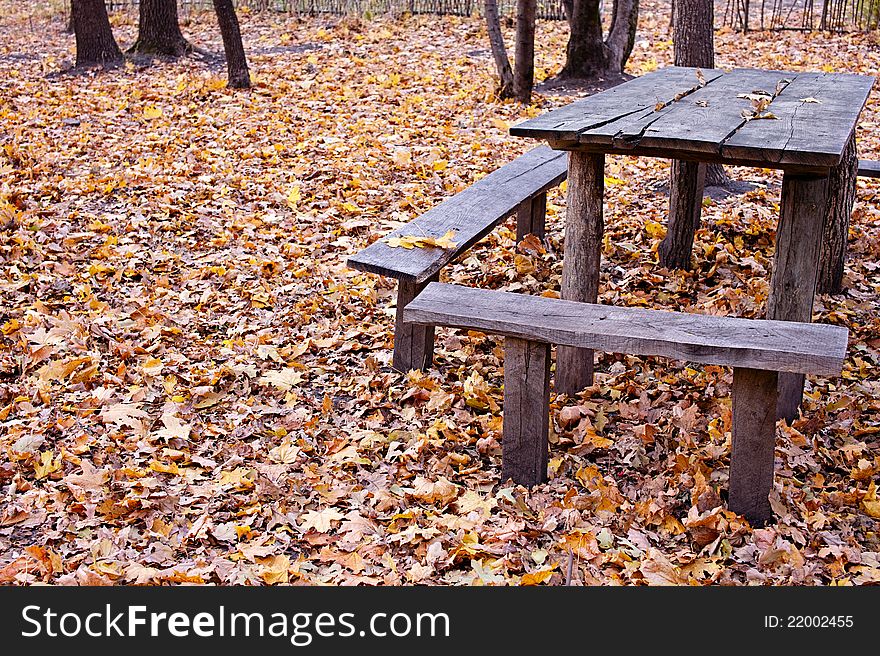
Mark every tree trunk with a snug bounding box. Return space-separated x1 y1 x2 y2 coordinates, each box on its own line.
129 0 190 57
485 0 515 98
674 0 729 188
212 0 251 89
561 0 608 78
606 0 639 72
817 132 857 294
659 160 705 269
513 0 537 103
559 0 639 79
71 0 123 68
662 0 726 270
673 0 714 67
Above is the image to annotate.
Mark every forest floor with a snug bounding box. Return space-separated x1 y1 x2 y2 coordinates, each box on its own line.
1 1 879 585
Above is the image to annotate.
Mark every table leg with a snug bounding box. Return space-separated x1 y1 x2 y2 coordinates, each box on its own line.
768 172 830 422
556 151 604 396
659 160 705 270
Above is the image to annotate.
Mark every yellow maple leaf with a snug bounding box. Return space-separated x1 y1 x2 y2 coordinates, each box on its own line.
862 481 880 518
287 185 301 208
34 451 61 480
149 461 180 475
143 105 163 120
645 221 666 239
521 566 556 585
258 554 291 585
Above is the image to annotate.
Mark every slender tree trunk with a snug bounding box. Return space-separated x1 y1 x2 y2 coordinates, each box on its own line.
485 0 515 98
817 132 858 294
212 0 251 89
129 0 191 57
71 0 123 68
559 0 639 79
606 0 639 72
513 0 537 103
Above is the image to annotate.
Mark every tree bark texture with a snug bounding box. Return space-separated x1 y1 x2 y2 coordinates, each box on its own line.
560 0 639 79
71 0 123 68
817 132 858 294
513 0 537 103
484 0 515 98
212 0 251 89
659 160 705 270
129 0 191 57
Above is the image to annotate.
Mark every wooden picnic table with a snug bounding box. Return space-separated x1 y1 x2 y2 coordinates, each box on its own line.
510 65 875 420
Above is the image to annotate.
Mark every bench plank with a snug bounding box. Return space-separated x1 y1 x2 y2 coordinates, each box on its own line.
858 159 880 178
347 146 568 284
403 283 848 376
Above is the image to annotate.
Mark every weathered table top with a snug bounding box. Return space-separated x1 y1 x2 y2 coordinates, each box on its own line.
510 66 875 173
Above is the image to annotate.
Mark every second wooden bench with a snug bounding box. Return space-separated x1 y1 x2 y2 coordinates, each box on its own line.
403 282 848 524
348 145 568 372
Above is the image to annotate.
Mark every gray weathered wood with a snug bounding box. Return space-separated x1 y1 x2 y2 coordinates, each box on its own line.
502 337 551 486
858 159 880 178
516 191 547 241
510 66 724 143
403 283 848 375
589 68 781 153
768 173 830 420
660 160 706 270
512 66 874 172
557 151 604 395
729 367 778 525
722 73 874 169
347 146 567 284
393 275 438 372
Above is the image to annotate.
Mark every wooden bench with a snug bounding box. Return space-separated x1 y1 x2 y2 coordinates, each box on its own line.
347 145 568 372
403 282 848 524
858 159 880 178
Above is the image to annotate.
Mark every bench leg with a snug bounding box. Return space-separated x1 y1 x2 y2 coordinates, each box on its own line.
392 275 438 372
729 367 778 525
768 173 829 421
516 192 547 242
502 337 550 486
557 151 604 396
659 160 705 270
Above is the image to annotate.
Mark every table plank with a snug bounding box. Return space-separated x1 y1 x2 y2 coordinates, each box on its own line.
722 72 875 168
588 68 790 154
511 66 874 171
509 66 723 142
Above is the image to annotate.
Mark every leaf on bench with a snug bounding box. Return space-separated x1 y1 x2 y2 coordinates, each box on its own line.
384 230 458 250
